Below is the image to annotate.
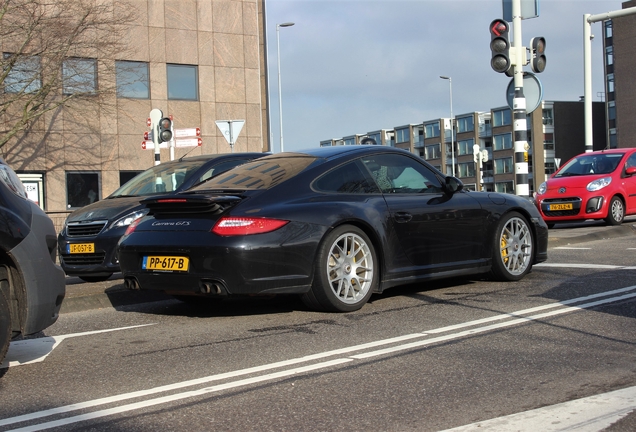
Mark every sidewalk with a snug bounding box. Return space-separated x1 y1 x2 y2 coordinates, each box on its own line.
59 218 636 315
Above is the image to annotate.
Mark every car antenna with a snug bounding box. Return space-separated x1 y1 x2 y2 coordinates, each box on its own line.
179 146 198 161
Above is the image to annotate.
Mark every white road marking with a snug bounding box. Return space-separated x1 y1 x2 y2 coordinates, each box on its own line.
3 286 636 431
554 247 591 250
535 263 624 269
0 325 155 369
441 385 636 432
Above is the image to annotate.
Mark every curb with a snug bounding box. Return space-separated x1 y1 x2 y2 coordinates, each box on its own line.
548 224 636 248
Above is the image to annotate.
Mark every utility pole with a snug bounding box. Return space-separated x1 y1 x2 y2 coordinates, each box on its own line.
510 0 529 197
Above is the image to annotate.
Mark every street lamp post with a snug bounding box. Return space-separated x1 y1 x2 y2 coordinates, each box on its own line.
276 22 294 153
440 76 455 177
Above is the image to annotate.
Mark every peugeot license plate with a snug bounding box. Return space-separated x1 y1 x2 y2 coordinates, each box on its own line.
68 243 95 254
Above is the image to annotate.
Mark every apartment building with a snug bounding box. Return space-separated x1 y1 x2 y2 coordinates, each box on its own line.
604 0 636 149
2 0 269 228
322 101 606 195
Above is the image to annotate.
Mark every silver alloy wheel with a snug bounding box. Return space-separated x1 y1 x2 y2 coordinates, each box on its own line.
611 198 624 222
326 232 374 305
499 216 533 276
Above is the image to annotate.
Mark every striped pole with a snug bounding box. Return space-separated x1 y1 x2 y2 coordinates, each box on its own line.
512 0 529 197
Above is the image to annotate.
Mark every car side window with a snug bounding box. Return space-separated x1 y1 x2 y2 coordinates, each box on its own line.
625 153 636 170
361 154 443 194
314 161 380 194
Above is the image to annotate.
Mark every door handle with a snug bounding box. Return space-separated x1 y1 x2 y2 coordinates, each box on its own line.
394 212 412 223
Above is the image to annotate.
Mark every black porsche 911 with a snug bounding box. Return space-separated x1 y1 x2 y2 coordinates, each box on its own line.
117 146 548 312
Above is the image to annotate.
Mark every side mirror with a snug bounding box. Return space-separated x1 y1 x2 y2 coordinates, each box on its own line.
444 176 464 194
626 166 636 176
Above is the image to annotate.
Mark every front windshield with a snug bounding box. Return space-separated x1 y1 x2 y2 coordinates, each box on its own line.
110 159 209 197
555 153 624 177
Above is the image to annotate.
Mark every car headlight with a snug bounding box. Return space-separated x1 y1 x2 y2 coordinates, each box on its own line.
110 209 149 229
537 182 547 195
587 177 612 192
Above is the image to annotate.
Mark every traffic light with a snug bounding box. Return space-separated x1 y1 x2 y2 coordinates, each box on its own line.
530 37 547 73
158 117 172 143
489 19 511 74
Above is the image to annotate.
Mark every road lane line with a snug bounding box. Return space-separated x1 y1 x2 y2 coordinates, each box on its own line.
1 325 156 369
440 385 636 431
535 263 624 269
3 286 636 430
554 247 591 250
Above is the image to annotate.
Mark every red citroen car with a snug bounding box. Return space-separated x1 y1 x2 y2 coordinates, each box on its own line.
534 148 636 227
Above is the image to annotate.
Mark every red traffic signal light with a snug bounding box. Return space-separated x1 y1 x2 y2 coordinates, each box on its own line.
530 37 547 73
489 19 511 74
158 117 173 143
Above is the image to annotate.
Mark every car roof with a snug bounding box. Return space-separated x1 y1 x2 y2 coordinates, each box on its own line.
284 145 409 160
161 152 267 166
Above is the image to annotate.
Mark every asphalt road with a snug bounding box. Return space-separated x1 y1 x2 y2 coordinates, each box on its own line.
1 221 635 431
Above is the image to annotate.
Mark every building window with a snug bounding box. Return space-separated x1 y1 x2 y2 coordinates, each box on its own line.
116 60 149 99
542 108 553 125
605 45 614 66
368 133 381 145
608 102 616 120
425 143 441 160
456 116 474 133
413 126 424 147
66 172 99 209
493 133 512 151
544 162 556 175
343 137 355 145
495 181 514 194
492 109 511 127
425 122 440 138
605 20 612 38
395 128 410 144
609 129 617 149
494 157 513 174
320 140 333 147
457 138 474 156
120 171 142 186
62 58 97 95
3 53 41 93
607 73 615 93
167 64 198 101
544 133 554 150
457 162 475 178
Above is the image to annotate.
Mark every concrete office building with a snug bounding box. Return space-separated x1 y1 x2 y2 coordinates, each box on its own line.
2 0 269 229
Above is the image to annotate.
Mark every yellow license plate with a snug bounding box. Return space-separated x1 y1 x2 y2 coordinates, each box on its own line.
68 243 95 254
549 203 573 211
143 256 189 272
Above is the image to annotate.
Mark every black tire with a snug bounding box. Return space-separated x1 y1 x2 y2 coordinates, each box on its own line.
0 272 11 366
490 212 534 281
302 225 377 312
605 196 625 226
79 274 113 283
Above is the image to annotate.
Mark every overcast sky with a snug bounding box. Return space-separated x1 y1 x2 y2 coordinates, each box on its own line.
263 0 624 153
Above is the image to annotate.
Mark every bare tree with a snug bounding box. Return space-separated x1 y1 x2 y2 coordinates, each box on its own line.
0 0 136 149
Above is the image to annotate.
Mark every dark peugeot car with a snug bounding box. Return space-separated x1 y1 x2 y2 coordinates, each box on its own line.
58 153 265 282
0 159 65 366
118 146 548 312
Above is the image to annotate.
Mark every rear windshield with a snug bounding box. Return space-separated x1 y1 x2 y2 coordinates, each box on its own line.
555 153 624 177
111 159 210 196
189 156 317 191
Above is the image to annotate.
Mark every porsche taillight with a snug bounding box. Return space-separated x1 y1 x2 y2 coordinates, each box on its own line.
211 217 289 236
